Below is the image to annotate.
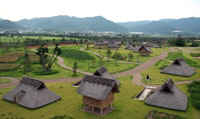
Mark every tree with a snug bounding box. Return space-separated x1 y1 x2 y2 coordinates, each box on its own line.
36 44 62 72
128 52 133 61
23 50 31 74
73 62 78 76
98 57 104 66
106 48 112 61
175 36 186 47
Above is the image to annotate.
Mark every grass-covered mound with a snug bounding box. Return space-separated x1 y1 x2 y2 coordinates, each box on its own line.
0 76 199 119
0 64 21 71
188 81 200 110
141 60 200 84
61 49 95 60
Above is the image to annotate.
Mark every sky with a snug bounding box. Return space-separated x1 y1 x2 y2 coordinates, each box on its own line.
0 0 200 22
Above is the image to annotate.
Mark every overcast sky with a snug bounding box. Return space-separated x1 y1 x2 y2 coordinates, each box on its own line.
0 0 200 22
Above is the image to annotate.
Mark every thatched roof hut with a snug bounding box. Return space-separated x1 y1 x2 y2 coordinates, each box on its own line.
124 44 136 50
146 79 188 111
161 58 195 76
77 74 119 115
3 77 61 109
134 46 152 56
73 66 120 86
107 42 119 49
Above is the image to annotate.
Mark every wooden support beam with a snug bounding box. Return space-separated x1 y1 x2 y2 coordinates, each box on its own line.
100 108 103 115
92 106 94 112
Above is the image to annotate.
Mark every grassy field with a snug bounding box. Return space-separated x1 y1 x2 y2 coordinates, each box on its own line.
0 76 199 119
0 78 11 84
87 45 169 63
141 60 200 84
54 45 139 74
0 36 81 43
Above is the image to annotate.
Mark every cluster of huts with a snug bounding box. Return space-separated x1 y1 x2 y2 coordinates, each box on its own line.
2 57 194 116
93 40 160 56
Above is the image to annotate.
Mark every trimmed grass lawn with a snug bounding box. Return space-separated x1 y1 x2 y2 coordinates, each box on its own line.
87 46 169 63
0 78 11 84
141 60 200 85
141 60 200 84
0 76 199 119
0 62 82 80
166 51 200 68
55 45 139 74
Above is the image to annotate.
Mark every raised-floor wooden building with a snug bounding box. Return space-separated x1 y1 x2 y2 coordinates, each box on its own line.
77 75 119 116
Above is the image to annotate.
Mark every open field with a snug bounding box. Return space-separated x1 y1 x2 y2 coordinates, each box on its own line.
0 76 199 119
0 36 81 42
87 45 169 63
141 60 200 84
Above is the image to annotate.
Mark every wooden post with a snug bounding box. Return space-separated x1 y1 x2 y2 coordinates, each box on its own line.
110 104 113 109
92 106 94 112
84 104 86 109
100 108 103 115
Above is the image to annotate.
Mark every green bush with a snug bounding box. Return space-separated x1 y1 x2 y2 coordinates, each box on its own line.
188 81 200 109
34 69 59 75
61 49 95 60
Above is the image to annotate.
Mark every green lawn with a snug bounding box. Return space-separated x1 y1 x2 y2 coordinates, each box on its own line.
0 78 11 84
0 62 82 80
0 75 199 119
166 51 200 68
87 45 169 63
54 45 139 74
141 60 200 85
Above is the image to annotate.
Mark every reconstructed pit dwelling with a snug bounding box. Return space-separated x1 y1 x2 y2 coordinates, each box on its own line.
3 77 61 109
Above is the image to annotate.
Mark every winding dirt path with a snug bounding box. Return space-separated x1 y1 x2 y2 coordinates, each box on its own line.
1 47 199 90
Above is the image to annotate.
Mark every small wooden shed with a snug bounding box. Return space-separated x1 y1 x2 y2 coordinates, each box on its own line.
3 77 61 109
77 75 119 116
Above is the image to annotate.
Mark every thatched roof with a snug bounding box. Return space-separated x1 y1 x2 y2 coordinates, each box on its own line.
107 42 119 48
93 66 120 86
3 77 61 109
134 46 152 53
94 40 107 45
146 79 188 111
161 58 195 76
78 75 119 100
124 44 136 50
73 66 120 86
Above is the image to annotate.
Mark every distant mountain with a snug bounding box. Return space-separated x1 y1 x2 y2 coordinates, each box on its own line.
117 17 200 34
16 15 127 32
0 18 3 21
117 20 152 28
0 20 25 30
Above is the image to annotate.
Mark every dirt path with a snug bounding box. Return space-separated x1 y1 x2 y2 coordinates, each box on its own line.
113 48 177 87
0 77 19 90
